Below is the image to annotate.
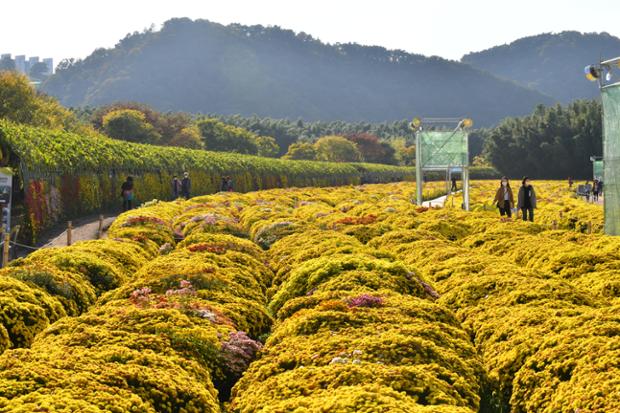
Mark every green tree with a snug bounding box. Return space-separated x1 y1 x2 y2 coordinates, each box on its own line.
256 136 279 157
282 142 318 160
92 102 184 142
29 62 49 81
0 71 84 131
484 100 602 178
196 118 259 154
314 136 361 162
169 125 203 149
391 138 416 166
102 109 162 144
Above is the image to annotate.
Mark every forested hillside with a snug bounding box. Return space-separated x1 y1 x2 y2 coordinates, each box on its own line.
463 31 620 103
42 18 552 126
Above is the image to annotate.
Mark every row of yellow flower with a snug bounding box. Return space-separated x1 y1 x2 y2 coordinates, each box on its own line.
2 180 616 412
209 181 614 412
0 196 278 411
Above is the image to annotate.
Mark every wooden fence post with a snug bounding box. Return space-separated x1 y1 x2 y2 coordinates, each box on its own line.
587 221 592 234
67 221 73 246
97 215 104 239
11 225 21 259
552 220 558 230
2 233 10 267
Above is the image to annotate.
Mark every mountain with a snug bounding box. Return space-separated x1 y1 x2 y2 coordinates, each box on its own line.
462 31 620 103
41 18 552 127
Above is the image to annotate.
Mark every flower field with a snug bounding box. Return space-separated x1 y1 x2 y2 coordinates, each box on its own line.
0 180 618 412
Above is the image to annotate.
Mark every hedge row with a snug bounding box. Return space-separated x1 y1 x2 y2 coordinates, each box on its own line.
0 120 417 241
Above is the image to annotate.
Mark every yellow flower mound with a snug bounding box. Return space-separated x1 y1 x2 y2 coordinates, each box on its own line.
1 180 617 412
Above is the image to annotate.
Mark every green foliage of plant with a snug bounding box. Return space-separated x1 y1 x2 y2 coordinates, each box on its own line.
484 101 602 178
0 71 87 133
314 135 362 162
102 108 162 144
282 141 318 160
197 118 260 155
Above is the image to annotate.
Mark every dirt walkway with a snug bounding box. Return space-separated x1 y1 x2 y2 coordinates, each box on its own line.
42 215 117 248
423 191 461 208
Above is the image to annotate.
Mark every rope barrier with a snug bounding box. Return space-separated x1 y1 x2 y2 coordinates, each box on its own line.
10 241 40 250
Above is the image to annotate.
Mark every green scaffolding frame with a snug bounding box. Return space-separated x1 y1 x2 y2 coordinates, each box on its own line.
602 83 620 234
414 121 470 210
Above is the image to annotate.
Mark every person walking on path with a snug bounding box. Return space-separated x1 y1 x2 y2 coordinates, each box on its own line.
451 176 458 192
181 172 191 199
517 177 536 222
593 179 600 202
120 176 134 211
568 176 574 189
172 175 181 199
493 177 515 218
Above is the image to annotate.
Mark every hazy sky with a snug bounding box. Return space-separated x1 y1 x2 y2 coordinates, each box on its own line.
3 0 620 66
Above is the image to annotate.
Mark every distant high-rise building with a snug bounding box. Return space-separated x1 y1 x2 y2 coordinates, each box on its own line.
1 54 54 76
43 58 53 75
14 55 26 73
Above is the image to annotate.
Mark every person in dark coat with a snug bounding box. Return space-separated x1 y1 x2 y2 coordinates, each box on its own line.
584 181 592 202
172 175 181 199
181 172 191 199
451 175 458 192
592 179 600 202
493 177 515 218
120 176 134 211
220 176 229 192
517 177 536 222
226 176 234 192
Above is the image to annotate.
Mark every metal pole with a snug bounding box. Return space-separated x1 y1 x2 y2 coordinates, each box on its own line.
2 233 10 267
464 128 470 211
415 132 423 205
463 167 470 211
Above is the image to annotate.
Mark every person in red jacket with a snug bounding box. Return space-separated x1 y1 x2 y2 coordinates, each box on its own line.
493 177 514 217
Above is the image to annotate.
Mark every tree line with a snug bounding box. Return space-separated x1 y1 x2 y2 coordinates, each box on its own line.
0 70 604 177
483 101 602 179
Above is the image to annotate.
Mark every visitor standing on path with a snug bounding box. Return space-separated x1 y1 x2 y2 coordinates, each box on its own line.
451 176 457 192
517 177 536 222
121 176 134 211
493 177 514 218
568 176 574 189
593 179 600 202
181 172 191 199
172 175 181 199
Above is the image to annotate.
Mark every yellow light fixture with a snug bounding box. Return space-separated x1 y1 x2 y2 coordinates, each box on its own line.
410 117 422 130
584 65 600 81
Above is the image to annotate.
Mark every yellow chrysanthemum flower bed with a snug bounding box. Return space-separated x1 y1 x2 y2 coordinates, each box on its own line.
0 180 617 413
